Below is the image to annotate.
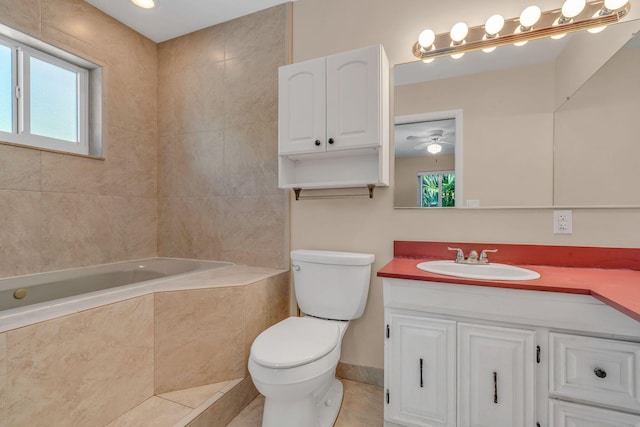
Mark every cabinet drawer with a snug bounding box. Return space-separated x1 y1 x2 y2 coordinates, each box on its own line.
550 399 640 427
550 332 640 412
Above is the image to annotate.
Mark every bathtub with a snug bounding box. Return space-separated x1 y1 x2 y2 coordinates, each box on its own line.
0 258 231 312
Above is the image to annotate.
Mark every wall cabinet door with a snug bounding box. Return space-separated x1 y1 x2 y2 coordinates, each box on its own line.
386 313 456 427
278 57 326 155
326 45 381 151
457 323 536 427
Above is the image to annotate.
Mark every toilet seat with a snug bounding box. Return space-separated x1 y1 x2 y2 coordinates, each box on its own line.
251 317 340 369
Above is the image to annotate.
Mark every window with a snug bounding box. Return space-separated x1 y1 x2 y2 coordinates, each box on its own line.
0 33 92 155
418 171 455 207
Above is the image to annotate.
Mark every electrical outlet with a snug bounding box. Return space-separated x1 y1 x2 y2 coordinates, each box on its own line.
553 210 573 234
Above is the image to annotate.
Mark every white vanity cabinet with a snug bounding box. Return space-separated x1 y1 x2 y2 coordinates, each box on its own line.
383 277 640 427
385 313 456 427
278 44 389 190
458 323 536 427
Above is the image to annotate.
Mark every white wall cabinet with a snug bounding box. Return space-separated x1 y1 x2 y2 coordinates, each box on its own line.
278 44 389 190
383 277 640 427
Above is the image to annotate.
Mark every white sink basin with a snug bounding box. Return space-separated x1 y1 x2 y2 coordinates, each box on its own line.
416 260 540 281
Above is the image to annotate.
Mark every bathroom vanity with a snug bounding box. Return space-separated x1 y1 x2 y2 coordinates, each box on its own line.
378 241 640 427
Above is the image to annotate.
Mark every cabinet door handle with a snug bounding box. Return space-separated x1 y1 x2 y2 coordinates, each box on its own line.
493 371 498 403
594 367 607 379
419 358 424 388
314 140 321 146
328 138 335 144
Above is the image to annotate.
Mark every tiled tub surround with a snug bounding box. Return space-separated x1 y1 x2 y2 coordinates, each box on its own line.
0 264 289 427
378 241 640 322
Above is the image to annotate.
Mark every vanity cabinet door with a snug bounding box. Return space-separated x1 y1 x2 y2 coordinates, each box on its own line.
326 45 382 151
549 399 640 427
458 323 536 427
278 57 326 155
386 313 456 427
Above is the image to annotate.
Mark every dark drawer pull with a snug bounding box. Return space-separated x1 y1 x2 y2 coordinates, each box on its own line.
419 358 424 388
328 138 335 144
594 367 607 379
314 140 321 146
493 371 498 403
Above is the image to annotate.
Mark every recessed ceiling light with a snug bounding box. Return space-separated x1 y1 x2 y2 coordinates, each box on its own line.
132 0 155 9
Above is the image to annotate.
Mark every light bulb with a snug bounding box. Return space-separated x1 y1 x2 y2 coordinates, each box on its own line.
485 14 505 36
561 0 586 18
132 0 155 8
422 58 435 64
604 0 628 10
451 52 465 59
450 22 469 43
520 5 542 28
427 144 442 154
418 29 436 49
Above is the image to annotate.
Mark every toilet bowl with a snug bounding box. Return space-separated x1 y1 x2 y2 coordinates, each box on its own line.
249 316 349 427
248 249 375 427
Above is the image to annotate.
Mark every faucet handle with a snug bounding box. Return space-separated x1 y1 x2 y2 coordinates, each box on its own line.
447 247 465 263
479 249 498 263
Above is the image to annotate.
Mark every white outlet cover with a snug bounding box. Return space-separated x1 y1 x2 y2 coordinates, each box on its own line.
553 210 573 234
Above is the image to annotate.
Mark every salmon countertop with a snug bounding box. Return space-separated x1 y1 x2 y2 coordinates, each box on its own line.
377 241 640 323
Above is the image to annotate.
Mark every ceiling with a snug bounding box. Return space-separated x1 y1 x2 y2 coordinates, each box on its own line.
394 119 456 158
85 0 293 43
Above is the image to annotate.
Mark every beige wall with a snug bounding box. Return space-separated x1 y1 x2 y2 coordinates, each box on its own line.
0 0 158 277
157 5 290 269
292 0 640 370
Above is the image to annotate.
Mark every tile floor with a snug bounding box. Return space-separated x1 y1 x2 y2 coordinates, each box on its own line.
228 379 384 426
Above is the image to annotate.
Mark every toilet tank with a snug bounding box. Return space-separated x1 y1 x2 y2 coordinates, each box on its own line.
291 250 375 320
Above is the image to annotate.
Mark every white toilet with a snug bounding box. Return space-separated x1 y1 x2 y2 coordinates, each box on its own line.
248 249 375 427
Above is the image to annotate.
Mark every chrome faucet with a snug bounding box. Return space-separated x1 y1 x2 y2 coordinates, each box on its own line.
448 247 498 264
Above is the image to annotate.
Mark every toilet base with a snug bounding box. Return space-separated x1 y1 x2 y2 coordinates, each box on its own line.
261 379 344 427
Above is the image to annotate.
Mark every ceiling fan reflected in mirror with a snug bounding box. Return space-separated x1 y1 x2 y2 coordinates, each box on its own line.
407 129 454 154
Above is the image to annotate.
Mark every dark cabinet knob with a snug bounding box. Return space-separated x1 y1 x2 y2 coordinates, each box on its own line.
314 140 321 146
594 368 607 378
328 138 335 144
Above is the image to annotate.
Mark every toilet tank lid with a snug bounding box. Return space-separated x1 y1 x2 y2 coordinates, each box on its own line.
291 250 375 266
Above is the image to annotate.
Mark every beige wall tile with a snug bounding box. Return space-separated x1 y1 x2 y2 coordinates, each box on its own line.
0 145 41 191
219 196 288 268
41 193 155 271
223 51 283 129
224 5 287 61
158 131 225 198
244 273 290 360
0 333 6 427
158 62 225 136
158 24 225 77
159 380 238 409
157 197 224 260
6 295 154 426
0 190 42 278
154 287 246 393
0 0 41 37
223 122 279 197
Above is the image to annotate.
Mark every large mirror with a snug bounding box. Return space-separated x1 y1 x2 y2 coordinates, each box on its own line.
394 19 640 208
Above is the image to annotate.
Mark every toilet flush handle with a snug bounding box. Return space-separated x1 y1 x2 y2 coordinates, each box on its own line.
292 264 300 271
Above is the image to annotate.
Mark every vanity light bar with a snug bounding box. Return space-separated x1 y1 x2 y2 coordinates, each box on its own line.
413 0 630 61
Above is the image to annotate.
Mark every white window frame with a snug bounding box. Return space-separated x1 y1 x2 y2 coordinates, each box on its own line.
417 170 455 208
0 34 90 155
